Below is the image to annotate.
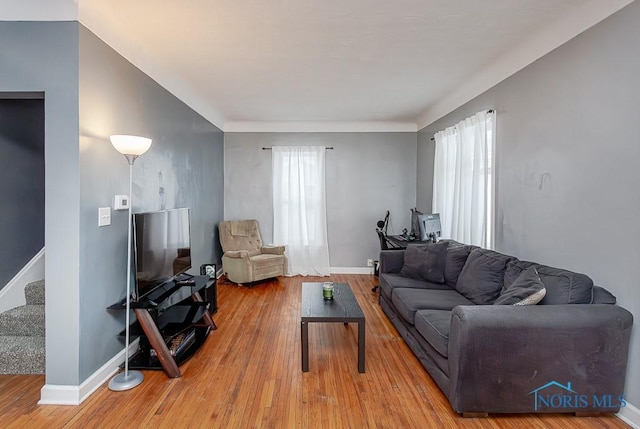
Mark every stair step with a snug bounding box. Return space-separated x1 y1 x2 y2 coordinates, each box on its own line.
25 279 45 305
0 335 45 374
0 305 45 336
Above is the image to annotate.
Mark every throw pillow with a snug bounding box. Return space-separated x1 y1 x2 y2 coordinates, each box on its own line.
455 248 515 305
494 266 546 306
399 241 450 284
504 260 593 305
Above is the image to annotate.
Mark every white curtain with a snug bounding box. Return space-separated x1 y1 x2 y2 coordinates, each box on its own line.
432 110 495 248
272 146 330 276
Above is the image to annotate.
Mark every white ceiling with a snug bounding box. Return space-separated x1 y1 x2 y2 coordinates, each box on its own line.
2 0 634 131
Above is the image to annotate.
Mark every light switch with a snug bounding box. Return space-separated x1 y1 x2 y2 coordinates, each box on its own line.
98 207 111 227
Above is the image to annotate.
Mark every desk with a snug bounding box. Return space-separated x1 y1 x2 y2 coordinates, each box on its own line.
385 235 434 249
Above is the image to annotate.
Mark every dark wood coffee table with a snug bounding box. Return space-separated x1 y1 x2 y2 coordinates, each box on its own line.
300 282 365 373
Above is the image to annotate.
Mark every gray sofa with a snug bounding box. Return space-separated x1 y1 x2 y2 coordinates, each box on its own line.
378 240 633 416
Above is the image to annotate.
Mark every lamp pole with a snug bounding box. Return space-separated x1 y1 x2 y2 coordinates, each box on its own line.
108 136 151 391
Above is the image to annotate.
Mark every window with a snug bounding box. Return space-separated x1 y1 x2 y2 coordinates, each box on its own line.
272 146 330 275
432 110 495 248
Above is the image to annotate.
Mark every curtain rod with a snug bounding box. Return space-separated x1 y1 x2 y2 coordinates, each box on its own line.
262 147 334 150
430 109 494 141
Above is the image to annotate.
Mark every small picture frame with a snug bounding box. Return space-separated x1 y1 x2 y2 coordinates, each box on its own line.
200 263 217 279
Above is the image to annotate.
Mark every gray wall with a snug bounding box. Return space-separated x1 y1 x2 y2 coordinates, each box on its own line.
417 1 640 407
224 132 416 268
416 129 435 214
1 21 224 386
0 21 81 386
78 26 224 381
0 98 44 290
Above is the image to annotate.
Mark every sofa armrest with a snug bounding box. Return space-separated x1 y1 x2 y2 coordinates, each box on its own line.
380 250 404 274
261 245 285 255
223 250 250 259
447 304 633 414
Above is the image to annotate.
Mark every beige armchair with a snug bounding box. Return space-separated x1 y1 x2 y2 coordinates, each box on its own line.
218 220 287 284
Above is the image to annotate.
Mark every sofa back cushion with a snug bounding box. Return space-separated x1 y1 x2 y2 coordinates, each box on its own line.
399 241 449 283
591 286 616 304
455 248 516 305
443 241 477 288
504 260 593 304
494 266 546 305
379 272 451 302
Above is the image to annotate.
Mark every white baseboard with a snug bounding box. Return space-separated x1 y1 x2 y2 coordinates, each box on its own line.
219 267 373 276
617 401 640 428
39 339 139 405
0 248 45 314
330 267 374 275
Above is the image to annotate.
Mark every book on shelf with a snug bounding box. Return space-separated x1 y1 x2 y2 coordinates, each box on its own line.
149 328 196 358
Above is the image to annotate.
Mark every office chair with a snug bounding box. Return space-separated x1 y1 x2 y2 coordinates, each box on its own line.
372 224 402 292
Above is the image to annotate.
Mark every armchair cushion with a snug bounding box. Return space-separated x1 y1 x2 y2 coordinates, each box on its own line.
220 219 263 252
230 222 253 236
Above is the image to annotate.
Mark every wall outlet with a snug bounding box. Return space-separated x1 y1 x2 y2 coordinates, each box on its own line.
367 258 373 267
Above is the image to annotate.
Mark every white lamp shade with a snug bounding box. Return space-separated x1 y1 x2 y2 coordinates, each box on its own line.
110 135 152 156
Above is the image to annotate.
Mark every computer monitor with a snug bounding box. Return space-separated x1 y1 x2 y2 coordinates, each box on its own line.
418 213 441 242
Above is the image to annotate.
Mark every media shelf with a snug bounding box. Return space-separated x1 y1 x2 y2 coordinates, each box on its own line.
128 325 211 371
109 275 217 378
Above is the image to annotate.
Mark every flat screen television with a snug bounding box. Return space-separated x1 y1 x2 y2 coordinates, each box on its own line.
132 208 191 301
418 213 441 242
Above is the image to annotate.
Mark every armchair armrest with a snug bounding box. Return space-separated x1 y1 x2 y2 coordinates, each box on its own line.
447 304 633 414
379 250 404 274
261 245 285 255
223 250 250 259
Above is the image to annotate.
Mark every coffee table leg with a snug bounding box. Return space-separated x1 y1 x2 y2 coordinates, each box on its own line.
358 320 365 373
301 321 309 372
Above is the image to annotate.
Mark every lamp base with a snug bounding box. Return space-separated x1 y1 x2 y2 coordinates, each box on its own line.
108 370 144 391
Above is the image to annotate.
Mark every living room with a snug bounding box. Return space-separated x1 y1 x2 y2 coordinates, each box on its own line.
0 0 638 427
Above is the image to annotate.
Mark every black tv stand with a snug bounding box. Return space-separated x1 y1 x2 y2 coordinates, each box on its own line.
108 275 217 378
174 272 194 281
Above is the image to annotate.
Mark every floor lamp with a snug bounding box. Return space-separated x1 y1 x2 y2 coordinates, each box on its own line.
108 134 152 391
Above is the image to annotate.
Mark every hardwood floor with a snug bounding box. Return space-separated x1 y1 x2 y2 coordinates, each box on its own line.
0 274 629 428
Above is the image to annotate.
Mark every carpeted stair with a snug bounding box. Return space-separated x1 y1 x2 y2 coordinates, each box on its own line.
0 280 45 374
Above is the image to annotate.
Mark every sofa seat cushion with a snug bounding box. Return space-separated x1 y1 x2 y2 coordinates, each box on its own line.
399 241 449 283
379 273 451 301
494 266 546 305
391 288 473 325
414 310 452 357
455 248 516 305
504 260 593 305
